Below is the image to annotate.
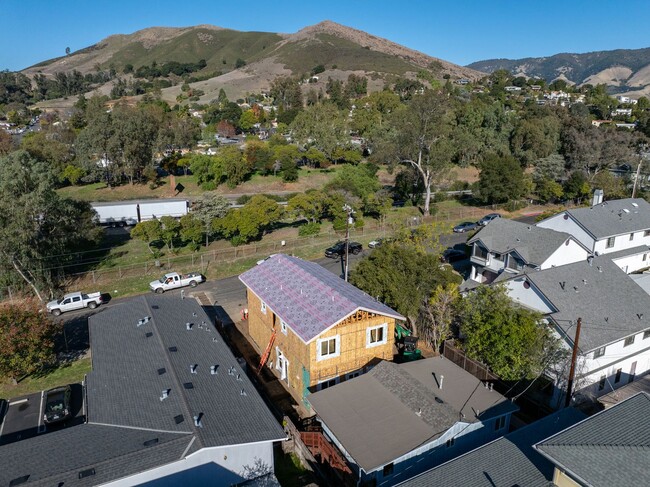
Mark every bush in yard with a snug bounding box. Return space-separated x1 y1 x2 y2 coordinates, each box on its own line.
298 222 321 236
0 303 62 381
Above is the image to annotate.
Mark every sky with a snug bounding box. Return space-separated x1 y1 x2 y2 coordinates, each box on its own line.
2 0 650 71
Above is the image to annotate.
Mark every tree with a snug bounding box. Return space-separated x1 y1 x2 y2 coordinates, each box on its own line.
326 163 381 202
0 151 102 299
192 193 230 246
290 103 348 161
270 76 302 113
180 214 204 250
0 303 62 381
350 240 460 335
214 195 284 245
458 285 558 380
477 154 526 204
377 90 454 215
0 130 14 155
65 46 71 56
563 170 591 202
419 284 459 353
160 216 181 251
287 190 328 223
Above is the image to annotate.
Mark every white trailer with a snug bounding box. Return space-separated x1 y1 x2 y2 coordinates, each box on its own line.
91 199 189 226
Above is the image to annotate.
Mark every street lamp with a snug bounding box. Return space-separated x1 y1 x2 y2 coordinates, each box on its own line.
343 204 355 282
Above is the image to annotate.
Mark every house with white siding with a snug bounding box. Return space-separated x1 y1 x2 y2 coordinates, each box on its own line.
466 218 590 285
537 195 650 255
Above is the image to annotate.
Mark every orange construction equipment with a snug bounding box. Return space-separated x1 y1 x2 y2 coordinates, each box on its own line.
257 329 277 375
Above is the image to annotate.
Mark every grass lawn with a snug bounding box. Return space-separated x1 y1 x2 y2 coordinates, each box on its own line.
0 357 92 401
274 451 310 487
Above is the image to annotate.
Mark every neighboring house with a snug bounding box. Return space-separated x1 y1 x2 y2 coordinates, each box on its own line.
598 373 650 409
467 218 590 284
0 294 285 486
504 85 522 92
612 108 633 117
534 392 650 487
396 408 585 487
591 119 612 127
537 196 650 255
504 256 650 406
238 254 405 408
307 357 518 486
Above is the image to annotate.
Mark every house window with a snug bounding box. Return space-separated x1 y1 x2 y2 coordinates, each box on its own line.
593 346 606 359
615 368 623 383
507 255 524 271
644 330 650 340
382 463 394 477
261 301 267 314
494 416 506 431
317 335 340 361
367 324 388 347
598 375 606 390
446 437 455 448
473 244 488 260
317 378 338 390
345 370 361 380
606 236 615 248
624 335 635 347
645 230 650 237
630 233 635 241
644 254 648 262
280 320 288 335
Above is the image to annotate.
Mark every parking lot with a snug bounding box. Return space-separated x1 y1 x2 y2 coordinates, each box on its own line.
0 383 85 446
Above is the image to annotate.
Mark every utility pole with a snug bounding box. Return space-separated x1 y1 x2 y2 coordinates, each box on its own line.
343 204 354 282
632 159 643 199
565 317 582 408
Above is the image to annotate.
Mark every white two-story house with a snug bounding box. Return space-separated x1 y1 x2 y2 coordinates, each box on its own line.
537 196 650 256
467 218 590 285
503 255 650 408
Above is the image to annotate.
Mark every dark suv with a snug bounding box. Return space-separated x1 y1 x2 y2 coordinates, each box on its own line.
43 385 72 424
325 241 362 258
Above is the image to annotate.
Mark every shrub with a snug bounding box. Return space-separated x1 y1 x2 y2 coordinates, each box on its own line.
298 222 321 236
236 194 252 205
201 181 218 191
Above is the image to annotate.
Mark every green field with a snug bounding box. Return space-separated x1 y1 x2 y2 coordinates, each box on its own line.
0 358 92 400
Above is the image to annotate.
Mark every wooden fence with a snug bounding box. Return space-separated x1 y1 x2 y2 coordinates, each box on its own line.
442 340 499 382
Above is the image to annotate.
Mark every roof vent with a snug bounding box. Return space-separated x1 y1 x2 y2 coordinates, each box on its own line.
582 279 587 285
527 226 531 231
435 397 444 404
240 389 247 396
137 316 151 327
212 337 218 343
174 414 184 424
160 389 170 401
143 438 159 447
638 313 644 320
574 286 579 293
192 312 197 317
157 368 166 375
416 408 422 417
190 364 198 374
183 382 194 389
210 365 219 375
9 476 30 486
632 202 639 208
145 332 153 338
194 414 203 428
168 346 178 352
605 317 609 322
186 322 193 330
597 266 602 273
228 366 236 376
151 305 159 309
560 281 566 290
78 469 96 479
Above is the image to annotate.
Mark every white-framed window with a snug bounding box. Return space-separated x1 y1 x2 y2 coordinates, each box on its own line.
317 335 340 361
606 236 615 248
261 301 267 314
624 335 635 347
593 346 606 358
367 323 388 348
280 320 288 335
630 233 635 241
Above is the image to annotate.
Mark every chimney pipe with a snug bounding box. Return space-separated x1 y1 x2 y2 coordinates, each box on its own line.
440 375 444 389
186 322 193 330
210 365 218 375
160 389 170 401
592 189 604 206
190 364 198 374
194 415 202 428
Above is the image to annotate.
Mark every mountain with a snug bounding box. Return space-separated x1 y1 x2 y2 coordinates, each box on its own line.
467 47 650 97
24 21 482 105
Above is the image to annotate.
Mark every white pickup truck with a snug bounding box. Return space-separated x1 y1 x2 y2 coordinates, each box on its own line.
149 272 205 293
46 291 103 316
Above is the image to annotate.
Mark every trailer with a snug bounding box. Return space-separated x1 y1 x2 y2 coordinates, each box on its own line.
91 199 189 226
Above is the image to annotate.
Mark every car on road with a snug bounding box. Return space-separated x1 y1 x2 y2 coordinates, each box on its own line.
325 241 362 258
441 247 468 263
453 221 479 233
478 213 502 226
368 238 387 249
43 385 72 425
149 272 205 293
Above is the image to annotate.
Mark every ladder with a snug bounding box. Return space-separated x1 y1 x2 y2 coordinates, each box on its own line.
257 329 277 375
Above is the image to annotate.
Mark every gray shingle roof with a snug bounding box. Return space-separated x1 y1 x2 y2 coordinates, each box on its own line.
307 357 518 472
87 294 285 447
535 392 650 487
564 198 650 239
520 256 650 351
397 408 585 487
0 424 192 487
468 218 575 265
238 254 405 343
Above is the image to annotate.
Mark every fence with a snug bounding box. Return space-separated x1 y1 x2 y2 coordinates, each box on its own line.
442 340 499 382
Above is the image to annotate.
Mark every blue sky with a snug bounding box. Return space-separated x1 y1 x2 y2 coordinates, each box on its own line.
3 0 650 71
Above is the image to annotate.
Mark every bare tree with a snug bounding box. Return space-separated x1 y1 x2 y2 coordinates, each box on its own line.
419 284 459 353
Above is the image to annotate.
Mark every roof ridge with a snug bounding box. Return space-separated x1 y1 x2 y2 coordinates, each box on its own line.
86 421 193 435
143 296 206 449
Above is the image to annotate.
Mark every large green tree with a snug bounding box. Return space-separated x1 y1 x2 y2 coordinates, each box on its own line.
477 154 526 204
214 195 284 245
192 193 231 246
290 103 348 161
0 151 102 300
458 285 559 380
0 304 62 381
350 240 460 335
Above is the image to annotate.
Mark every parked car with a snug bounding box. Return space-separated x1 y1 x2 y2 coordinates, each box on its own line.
368 238 386 249
325 241 362 258
46 291 103 316
478 213 501 226
453 221 479 233
441 247 468 263
43 385 72 424
149 272 205 293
